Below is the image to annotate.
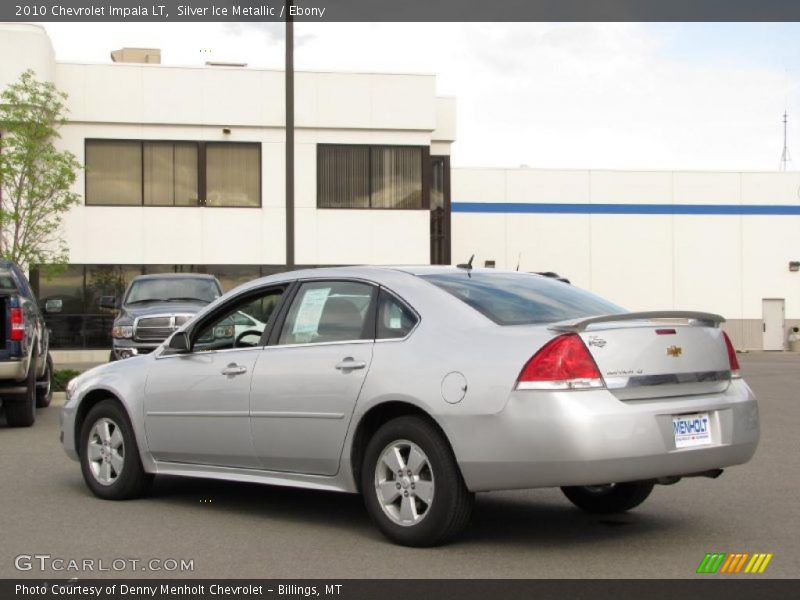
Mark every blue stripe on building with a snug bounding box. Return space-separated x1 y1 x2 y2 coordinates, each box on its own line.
451 202 800 216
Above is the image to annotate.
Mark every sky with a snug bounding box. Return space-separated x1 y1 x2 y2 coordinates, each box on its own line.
40 21 800 171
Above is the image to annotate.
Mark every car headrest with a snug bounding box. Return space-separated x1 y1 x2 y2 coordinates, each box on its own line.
317 297 364 341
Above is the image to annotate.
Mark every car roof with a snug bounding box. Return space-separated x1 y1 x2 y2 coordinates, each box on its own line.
228 265 545 295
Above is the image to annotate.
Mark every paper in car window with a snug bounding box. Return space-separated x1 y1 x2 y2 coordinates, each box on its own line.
292 288 331 337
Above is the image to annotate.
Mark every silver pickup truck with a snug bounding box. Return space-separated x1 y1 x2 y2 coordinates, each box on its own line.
0 261 53 427
102 273 223 361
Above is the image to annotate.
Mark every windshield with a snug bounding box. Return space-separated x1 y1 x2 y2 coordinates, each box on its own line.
421 272 623 325
124 278 220 305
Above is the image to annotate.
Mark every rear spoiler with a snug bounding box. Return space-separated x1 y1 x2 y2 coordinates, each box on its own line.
549 311 725 333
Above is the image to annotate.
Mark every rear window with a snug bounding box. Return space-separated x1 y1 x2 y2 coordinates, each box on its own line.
0 269 17 292
421 272 623 325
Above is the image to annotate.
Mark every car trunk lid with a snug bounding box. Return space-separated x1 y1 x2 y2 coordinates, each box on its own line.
551 312 732 400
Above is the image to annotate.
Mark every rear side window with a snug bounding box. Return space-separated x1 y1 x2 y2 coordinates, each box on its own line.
421 272 623 326
279 281 376 345
377 290 418 339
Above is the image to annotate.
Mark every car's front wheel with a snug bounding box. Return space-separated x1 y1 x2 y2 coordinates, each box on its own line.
361 416 474 547
79 399 152 500
561 481 655 514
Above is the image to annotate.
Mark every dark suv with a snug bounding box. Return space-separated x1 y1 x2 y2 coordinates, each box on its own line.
104 274 223 360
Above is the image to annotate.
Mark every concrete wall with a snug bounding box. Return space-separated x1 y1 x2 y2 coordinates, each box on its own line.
0 21 451 271
452 168 800 349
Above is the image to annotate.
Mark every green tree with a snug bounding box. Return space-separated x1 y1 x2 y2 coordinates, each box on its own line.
0 69 80 272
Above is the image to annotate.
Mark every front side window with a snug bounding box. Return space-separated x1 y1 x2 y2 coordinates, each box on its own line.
85 140 260 207
279 281 375 345
318 145 423 209
421 272 623 326
194 287 285 352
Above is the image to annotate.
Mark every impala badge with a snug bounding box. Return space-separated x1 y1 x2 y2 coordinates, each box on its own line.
666 345 683 357
587 336 607 348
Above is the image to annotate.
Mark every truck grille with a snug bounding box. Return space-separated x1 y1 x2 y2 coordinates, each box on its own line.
134 314 193 343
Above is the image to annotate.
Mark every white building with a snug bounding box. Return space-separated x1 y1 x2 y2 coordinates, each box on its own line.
1 23 798 351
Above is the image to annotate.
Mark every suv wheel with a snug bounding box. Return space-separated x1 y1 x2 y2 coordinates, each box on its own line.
5 347 38 427
361 416 474 547
79 399 152 500
561 481 655 514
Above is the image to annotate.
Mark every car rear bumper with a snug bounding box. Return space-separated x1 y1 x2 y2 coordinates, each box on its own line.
447 379 759 492
0 356 28 382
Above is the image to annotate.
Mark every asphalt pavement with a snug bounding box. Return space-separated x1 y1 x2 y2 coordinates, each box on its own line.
0 352 797 579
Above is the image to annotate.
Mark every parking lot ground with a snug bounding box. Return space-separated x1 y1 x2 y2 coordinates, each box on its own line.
0 352 797 579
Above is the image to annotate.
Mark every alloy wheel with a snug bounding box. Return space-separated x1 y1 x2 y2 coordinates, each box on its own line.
87 418 125 486
374 439 435 527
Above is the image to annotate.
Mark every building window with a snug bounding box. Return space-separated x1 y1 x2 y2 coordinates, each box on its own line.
317 145 424 209
85 141 142 206
143 142 199 206
206 143 260 207
85 140 260 207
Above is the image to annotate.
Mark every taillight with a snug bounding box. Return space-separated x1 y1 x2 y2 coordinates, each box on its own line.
517 333 605 390
722 331 741 379
9 307 24 341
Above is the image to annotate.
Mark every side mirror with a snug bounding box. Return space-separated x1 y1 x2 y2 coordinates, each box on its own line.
99 296 117 310
168 331 191 353
44 298 63 314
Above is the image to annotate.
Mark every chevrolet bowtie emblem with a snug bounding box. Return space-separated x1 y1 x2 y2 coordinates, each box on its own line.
666 345 683 357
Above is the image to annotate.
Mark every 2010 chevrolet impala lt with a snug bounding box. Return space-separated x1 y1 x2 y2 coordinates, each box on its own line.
60 266 759 546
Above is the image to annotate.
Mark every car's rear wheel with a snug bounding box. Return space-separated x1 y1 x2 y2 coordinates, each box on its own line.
4 347 38 427
36 353 53 408
561 481 655 514
79 399 152 500
361 416 474 547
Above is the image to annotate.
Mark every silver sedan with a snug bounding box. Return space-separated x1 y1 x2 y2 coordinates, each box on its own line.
60 266 759 546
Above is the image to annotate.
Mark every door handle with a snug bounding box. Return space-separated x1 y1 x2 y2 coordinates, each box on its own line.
221 363 248 376
335 358 367 371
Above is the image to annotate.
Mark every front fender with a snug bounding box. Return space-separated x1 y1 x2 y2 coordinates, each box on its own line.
62 357 155 472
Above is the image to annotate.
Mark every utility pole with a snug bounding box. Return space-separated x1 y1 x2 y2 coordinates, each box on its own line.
780 111 791 171
285 11 295 269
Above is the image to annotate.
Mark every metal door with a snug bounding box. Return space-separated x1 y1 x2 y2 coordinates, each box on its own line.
762 298 785 351
144 348 262 467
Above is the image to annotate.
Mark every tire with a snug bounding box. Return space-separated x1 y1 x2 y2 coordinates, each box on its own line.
79 399 152 500
4 347 38 427
561 481 655 514
36 353 53 408
361 416 474 547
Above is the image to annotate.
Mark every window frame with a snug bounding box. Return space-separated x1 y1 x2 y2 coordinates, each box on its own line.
316 143 430 210
84 138 262 208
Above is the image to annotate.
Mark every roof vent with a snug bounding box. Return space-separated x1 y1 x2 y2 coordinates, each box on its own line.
110 48 161 64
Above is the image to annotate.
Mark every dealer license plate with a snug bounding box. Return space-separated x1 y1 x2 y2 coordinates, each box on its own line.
672 412 712 449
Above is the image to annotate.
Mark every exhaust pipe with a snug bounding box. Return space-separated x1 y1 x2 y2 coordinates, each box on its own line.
655 468 724 485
